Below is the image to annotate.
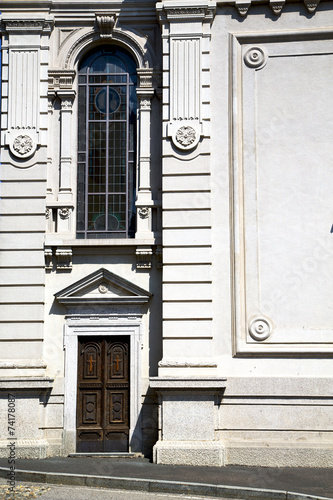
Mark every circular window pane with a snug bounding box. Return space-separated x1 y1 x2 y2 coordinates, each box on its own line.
94 87 121 115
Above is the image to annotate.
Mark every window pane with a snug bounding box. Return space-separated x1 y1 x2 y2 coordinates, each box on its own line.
89 75 128 85
78 86 86 151
108 122 126 193
88 122 106 193
90 54 127 74
88 195 106 230
110 86 127 121
108 194 126 230
89 86 107 121
77 163 86 231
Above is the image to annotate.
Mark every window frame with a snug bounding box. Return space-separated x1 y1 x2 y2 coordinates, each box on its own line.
76 47 138 240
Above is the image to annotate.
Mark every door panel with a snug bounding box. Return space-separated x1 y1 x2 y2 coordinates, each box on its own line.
77 336 130 452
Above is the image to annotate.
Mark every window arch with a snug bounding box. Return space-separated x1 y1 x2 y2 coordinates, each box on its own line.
76 46 137 239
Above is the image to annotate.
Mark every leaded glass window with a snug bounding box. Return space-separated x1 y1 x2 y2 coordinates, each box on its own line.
77 47 137 238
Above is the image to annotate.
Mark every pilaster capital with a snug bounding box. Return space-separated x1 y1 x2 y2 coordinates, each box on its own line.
137 89 155 109
58 90 76 111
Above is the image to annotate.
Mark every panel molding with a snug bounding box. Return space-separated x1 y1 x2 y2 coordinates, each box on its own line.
231 31 333 355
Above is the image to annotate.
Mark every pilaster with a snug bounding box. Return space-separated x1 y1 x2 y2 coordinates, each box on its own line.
58 90 76 203
157 1 216 150
1 17 53 166
136 68 155 240
150 377 226 466
0 16 53 374
46 70 76 249
156 1 216 375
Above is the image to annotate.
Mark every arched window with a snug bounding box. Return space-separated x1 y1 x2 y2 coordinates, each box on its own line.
76 46 137 239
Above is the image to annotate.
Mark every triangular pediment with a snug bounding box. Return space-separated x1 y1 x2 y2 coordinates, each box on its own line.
55 268 152 307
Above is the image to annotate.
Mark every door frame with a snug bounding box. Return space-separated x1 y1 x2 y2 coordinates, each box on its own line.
63 315 142 455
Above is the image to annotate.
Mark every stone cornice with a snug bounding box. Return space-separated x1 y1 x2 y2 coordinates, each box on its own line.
48 69 76 90
156 1 216 24
1 17 54 33
219 0 322 15
157 0 326 19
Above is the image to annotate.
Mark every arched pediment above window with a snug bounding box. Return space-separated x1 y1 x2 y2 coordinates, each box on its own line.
64 25 155 71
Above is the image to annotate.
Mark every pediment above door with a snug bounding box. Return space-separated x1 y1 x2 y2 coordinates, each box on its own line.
55 268 152 308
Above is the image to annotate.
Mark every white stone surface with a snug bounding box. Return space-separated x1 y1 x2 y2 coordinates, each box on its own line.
163 302 212 319
163 283 212 301
163 247 212 264
163 396 215 441
163 265 212 282
154 441 225 466
1 0 333 467
163 210 211 228
163 319 213 337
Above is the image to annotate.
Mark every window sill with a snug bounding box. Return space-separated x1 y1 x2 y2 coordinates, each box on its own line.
44 235 160 247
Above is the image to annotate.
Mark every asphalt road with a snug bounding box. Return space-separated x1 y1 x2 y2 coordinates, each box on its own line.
1 456 332 498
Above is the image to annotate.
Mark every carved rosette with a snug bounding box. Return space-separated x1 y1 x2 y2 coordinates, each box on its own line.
98 283 109 294
59 207 70 220
248 317 273 341
9 134 36 159
244 46 267 69
138 207 150 219
171 121 201 151
176 126 196 147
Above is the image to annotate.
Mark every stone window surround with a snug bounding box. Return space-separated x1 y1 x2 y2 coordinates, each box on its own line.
46 56 157 239
45 25 161 267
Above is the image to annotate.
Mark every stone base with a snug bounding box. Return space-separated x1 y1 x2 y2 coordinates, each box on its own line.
226 443 333 467
153 441 225 466
0 439 49 459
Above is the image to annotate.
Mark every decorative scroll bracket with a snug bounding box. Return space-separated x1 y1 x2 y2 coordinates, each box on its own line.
136 246 153 270
304 0 320 12
95 13 117 39
269 0 285 15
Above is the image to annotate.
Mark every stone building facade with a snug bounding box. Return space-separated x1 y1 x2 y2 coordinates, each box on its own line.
0 0 333 466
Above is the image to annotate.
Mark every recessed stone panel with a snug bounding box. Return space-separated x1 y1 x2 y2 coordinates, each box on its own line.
232 34 333 353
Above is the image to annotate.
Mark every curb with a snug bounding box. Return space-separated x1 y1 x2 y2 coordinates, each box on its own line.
1 467 333 500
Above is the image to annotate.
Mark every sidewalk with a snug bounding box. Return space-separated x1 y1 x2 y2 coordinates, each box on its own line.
0 456 332 499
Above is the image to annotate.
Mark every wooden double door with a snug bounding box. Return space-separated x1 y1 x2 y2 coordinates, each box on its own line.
77 336 130 452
